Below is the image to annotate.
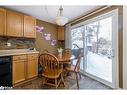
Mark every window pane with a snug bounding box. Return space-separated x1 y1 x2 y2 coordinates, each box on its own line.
71 26 84 71
85 17 112 82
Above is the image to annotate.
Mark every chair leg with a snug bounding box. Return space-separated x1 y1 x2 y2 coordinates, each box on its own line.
75 72 79 89
42 77 45 87
79 73 82 79
61 73 65 86
55 79 57 89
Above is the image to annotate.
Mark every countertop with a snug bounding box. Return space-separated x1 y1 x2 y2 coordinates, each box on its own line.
0 49 39 57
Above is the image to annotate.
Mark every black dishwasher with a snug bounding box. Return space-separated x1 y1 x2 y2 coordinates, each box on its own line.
0 56 12 87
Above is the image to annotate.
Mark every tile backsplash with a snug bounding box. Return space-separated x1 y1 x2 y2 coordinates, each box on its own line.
0 37 35 50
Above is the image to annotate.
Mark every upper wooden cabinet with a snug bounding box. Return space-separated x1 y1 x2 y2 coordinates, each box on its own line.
24 15 36 38
57 26 65 41
0 8 6 36
0 8 36 38
6 10 23 37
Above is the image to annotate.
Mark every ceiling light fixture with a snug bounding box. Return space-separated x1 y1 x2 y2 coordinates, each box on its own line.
55 6 68 26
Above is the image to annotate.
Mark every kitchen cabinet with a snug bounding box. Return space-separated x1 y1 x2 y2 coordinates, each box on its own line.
27 54 38 79
57 26 65 41
24 15 36 38
12 53 38 85
6 10 23 37
13 55 27 84
0 8 36 38
0 8 6 36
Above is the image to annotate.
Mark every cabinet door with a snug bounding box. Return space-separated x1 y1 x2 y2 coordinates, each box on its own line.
13 60 26 84
24 15 36 38
27 54 38 79
6 10 23 37
57 26 65 40
0 8 6 36
27 59 38 79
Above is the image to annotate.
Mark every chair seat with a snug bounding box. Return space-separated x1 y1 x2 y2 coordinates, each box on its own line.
42 69 63 79
65 65 79 72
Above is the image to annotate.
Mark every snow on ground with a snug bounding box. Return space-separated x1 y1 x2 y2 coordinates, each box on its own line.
73 51 112 82
86 51 112 82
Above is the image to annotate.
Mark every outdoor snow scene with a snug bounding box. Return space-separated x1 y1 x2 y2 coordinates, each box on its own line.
71 17 112 82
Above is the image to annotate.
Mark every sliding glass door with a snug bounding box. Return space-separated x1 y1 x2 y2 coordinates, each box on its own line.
71 9 118 88
85 16 113 82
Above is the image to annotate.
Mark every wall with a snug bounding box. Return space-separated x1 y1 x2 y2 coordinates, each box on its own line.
123 6 127 89
0 19 58 53
0 37 35 50
35 19 58 54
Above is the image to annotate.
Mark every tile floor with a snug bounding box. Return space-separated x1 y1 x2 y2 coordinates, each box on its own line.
14 74 111 89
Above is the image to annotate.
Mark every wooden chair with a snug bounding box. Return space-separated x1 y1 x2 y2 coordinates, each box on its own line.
65 53 83 89
38 49 49 77
62 48 72 64
63 48 72 55
41 49 49 54
39 53 65 89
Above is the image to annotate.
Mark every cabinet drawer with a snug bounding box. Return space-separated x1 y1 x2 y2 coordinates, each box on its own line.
13 55 27 61
28 53 38 60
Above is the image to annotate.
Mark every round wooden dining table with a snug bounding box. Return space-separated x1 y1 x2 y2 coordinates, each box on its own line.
56 54 75 64
56 54 76 77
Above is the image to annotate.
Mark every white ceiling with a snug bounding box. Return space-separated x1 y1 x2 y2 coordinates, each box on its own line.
4 6 101 24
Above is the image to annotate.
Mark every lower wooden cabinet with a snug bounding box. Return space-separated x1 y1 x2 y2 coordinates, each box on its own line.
13 53 38 85
13 59 26 84
27 54 38 79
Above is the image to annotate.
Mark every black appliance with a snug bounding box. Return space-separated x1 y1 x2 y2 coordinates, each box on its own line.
0 56 12 87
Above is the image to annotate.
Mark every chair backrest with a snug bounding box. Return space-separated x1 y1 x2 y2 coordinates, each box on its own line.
74 53 84 72
63 48 72 56
39 49 49 62
41 49 49 53
39 53 61 77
